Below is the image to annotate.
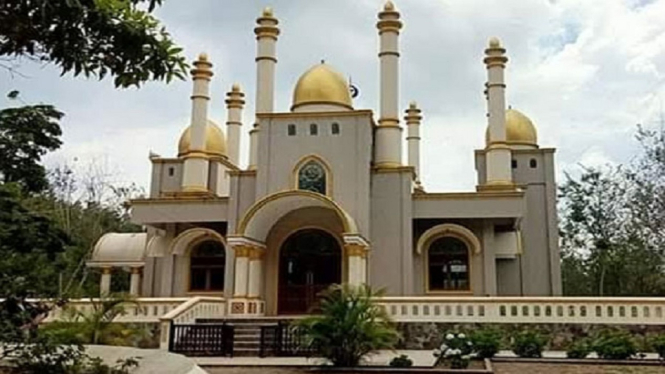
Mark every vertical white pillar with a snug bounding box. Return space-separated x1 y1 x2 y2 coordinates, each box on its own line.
225 84 245 166
483 38 513 188
182 54 214 192
346 244 368 286
129 267 142 296
249 7 280 170
374 1 403 168
233 247 249 297
100 267 112 296
405 101 423 189
247 247 264 298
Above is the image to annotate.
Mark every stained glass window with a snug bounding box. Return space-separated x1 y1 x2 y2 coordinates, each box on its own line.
298 160 326 195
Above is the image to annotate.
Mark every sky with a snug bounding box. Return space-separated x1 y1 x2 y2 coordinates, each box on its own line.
2 0 665 193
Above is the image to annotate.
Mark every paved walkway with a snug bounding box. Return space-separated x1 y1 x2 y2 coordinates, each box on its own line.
196 350 662 367
195 350 437 367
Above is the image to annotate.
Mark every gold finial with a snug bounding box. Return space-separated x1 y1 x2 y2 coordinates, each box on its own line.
409 101 417 109
489 37 501 48
198 52 208 61
231 83 241 92
384 1 395 11
262 6 273 17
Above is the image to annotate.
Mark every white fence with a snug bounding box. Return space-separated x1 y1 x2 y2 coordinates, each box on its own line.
44 297 190 323
376 297 665 325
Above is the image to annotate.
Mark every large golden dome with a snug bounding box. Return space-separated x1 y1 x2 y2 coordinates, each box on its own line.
291 63 353 111
178 120 227 157
485 108 538 148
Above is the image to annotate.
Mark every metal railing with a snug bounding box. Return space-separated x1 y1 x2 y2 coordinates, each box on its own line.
169 323 234 357
259 321 318 357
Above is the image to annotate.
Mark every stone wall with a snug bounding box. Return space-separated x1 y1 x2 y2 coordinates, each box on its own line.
396 322 665 351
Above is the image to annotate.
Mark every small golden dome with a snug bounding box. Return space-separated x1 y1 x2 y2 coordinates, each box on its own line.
292 63 353 111
262 6 273 17
488 37 501 48
178 120 227 157
485 108 538 148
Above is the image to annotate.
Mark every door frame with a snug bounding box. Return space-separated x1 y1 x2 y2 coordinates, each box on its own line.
276 227 344 315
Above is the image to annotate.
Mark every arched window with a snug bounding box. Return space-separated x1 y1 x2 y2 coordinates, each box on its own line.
288 124 296 136
427 236 470 291
310 123 318 136
189 240 225 292
298 160 326 195
331 123 340 135
530 158 537 168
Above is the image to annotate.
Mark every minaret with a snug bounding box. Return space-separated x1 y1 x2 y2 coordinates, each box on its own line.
225 83 245 166
249 6 280 170
374 1 403 168
482 37 513 188
181 53 213 193
405 101 423 188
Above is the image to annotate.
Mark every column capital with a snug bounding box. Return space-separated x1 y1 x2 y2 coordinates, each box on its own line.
130 267 143 275
101 267 112 275
248 246 265 260
345 243 369 258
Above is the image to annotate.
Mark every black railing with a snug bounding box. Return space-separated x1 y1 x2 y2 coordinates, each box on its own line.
169 323 234 357
259 321 318 357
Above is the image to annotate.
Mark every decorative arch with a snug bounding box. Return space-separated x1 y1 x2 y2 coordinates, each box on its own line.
416 224 481 256
292 154 333 196
170 227 227 256
236 190 358 243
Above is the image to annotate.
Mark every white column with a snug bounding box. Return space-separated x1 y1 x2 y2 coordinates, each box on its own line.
225 84 245 166
100 267 112 296
182 53 213 192
129 267 142 296
483 38 513 187
233 246 249 297
374 1 403 168
247 247 264 298
249 7 280 170
346 244 368 286
405 101 422 188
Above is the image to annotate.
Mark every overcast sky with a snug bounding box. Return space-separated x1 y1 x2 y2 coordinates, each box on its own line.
2 0 665 193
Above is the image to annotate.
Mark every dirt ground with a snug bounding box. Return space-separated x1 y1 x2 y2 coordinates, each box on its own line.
492 362 665 374
204 363 665 374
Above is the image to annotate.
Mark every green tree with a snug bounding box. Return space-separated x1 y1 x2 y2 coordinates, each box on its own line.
0 0 187 87
299 284 399 367
0 103 63 193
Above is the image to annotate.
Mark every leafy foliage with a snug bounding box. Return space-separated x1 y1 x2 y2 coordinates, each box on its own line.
389 354 413 367
648 334 665 359
470 327 502 359
0 0 188 87
299 284 400 367
0 102 63 193
511 330 547 358
592 330 637 360
566 338 591 359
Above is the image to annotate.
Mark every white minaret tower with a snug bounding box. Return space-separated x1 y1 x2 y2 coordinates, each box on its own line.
181 53 213 193
483 37 513 188
405 101 423 189
249 7 279 170
374 1 403 168
225 83 245 166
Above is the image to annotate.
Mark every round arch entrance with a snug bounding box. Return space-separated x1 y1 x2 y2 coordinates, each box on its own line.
278 229 342 314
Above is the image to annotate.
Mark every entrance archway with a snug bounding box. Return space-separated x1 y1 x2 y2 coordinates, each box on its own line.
278 229 341 314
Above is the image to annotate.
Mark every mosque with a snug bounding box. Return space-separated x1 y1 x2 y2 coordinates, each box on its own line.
88 2 561 316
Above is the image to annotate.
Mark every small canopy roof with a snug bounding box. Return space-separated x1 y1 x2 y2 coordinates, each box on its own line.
88 233 147 268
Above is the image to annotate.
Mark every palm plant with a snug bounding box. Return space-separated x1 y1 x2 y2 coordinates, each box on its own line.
299 284 399 367
64 293 137 345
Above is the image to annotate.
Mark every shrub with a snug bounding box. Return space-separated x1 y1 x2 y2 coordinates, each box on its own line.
470 327 502 359
389 355 413 367
650 334 665 359
511 330 547 358
434 332 473 369
592 330 636 360
299 284 400 367
566 338 591 359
